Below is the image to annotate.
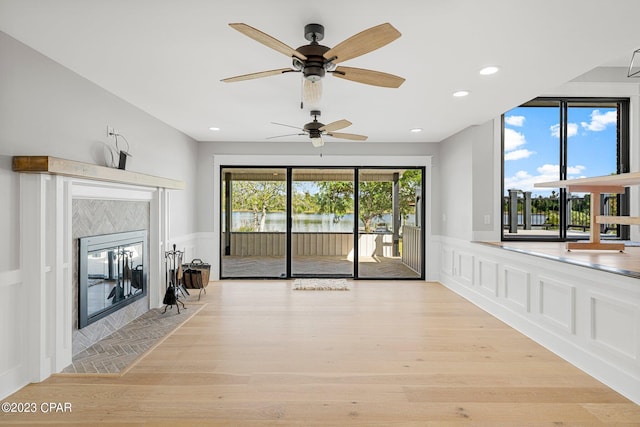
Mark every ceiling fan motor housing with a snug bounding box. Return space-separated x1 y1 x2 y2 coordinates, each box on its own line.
304 110 324 137
295 25 331 82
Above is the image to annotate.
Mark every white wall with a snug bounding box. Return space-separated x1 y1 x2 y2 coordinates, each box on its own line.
437 120 501 242
438 126 475 241
471 120 500 240
0 31 199 399
0 31 199 238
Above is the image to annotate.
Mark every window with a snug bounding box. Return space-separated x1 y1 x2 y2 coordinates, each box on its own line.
502 97 630 240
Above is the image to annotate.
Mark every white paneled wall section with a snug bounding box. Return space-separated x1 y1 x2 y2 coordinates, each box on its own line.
433 236 640 405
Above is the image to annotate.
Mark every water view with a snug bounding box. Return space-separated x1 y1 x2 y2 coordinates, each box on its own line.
227 212 416 233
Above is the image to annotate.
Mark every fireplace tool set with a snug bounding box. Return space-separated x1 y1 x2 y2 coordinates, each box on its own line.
163 244 186 313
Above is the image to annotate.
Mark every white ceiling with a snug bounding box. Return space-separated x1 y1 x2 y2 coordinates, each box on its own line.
1 0 639 144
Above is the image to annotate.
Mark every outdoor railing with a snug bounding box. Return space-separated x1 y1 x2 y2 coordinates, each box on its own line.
402 225 422 274
503 190 619 233
222 232 396 257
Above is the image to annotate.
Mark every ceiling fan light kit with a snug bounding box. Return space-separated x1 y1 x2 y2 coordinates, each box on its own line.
302 78 322 105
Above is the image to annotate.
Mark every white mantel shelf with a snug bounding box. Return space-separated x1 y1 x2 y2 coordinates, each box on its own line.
12 156 184 190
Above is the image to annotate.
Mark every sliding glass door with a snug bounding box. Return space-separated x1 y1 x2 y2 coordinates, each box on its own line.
291 168 354 277
220 168 287 278
357 169 423 278
566 102 624 239
220 166 425 279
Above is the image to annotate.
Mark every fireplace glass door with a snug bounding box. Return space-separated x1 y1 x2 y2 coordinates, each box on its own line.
79 230 147 328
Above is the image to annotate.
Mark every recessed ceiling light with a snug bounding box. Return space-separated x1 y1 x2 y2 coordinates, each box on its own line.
479 66 500 75
410 128 423 133
453 90 470 97
209 127 220 131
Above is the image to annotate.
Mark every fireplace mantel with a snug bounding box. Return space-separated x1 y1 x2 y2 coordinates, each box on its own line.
13 156 184 190
14 158 174 384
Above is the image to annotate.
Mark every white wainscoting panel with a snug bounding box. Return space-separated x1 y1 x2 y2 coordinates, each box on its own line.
477 258 498 295
503 266 530 312
454 251 474 287
589 292 638 361
538 276 576 334
441 246 453 276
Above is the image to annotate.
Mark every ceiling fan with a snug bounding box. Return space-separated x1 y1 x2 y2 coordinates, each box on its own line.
268 110 368 147
221 22 405 91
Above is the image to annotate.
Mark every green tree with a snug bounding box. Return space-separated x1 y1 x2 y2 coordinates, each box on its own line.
232 180 285 231
292 189 318 214
398 170 422 221
315 181 353 223
358 181 392 232
314 170 423 232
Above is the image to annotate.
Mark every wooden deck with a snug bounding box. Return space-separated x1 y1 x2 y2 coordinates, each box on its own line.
222 255 421 278
3 280 638 425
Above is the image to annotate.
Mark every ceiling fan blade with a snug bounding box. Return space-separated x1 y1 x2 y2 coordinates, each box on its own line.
332 66 405 88
319 119 351 132
271 122 304 130
266 133 306 140
326 132 368 141
323 23 401 64
229 23 307 61
221 68 297 83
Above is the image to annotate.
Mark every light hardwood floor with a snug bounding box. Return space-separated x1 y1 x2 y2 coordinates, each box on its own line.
2 281 639 425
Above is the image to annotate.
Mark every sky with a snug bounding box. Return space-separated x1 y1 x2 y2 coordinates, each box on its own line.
504 105 617 196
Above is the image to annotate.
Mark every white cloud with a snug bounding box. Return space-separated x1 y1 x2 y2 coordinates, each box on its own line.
550 123 578 138
504 128 526 151
581 109 616 131
504 171 537 192
567 165 586 176
505 163 585 193
504 149 536 161
536 164 559 176
505 115 525 127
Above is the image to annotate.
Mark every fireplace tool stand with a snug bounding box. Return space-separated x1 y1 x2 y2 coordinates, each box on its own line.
163 244 186 314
